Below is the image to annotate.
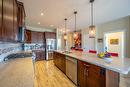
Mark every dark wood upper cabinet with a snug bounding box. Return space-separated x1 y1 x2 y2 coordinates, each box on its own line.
31 31 37 43
13 0 18 41
0 0 25 42
17 1 25 28
25 29 32 43
51 32 56 39
0 0 2 40
3 0 14 41
37 32 44 43
45 32 50 39
31 31 45 43
45 32 56 39
78 60 106 87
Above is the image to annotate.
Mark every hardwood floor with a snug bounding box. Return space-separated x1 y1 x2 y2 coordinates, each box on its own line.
34 60 130 87
34 60 76 87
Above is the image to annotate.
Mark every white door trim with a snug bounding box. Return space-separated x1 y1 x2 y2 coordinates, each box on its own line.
103 29 126 58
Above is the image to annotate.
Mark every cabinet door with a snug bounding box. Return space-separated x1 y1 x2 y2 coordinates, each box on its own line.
78 60 88 87
60 54 66 74
57 53 66 74
53 52 57 65
51 32 56 39
87 65 106 87
17 1 25 28
0 0 2 40
35 51 45 61
78 60 106 87
54 52 60 68
45 32 56 39
31 31 37 43
37 32 43 43
25 29 32 43
53 52 66 74
3 0 14 41
45 32 51 39
13 0 18 41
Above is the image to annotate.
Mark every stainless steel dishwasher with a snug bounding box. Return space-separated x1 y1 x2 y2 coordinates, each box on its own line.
66 56 77 85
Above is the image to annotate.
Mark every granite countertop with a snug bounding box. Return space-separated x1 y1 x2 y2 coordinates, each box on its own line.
54 50 130 74
0 57 34 87
16 50 33 54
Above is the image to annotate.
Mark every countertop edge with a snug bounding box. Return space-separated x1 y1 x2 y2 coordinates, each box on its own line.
54 50 130 74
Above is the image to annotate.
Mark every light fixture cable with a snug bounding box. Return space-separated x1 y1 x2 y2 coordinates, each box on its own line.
74 11 77 33
89 0 95 38
64 18 67 34
64 18 67 40
90 0 95 27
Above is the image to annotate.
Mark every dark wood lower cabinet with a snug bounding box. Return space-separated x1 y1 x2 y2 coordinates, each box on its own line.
78 60 106 87
33 50 45 61
53 52 120 87
53 52 66 74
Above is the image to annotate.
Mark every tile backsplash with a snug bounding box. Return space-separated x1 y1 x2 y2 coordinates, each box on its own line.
24 44 45 51
0 42 22 62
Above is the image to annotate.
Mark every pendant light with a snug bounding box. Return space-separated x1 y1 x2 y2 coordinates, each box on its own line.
89 0 96 38
64 18 67 40
74 11 77 38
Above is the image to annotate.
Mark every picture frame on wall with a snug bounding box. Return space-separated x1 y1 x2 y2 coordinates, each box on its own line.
110 39 119 45
97 38 103 43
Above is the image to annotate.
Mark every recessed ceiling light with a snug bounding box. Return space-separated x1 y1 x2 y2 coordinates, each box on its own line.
50 25 54 27
41 13 44 16
38 22 41 24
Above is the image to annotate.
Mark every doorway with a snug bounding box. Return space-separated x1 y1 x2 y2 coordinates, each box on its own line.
104 31 125 58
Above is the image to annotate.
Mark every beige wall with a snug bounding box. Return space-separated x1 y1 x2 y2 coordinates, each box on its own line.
56 28 67 50
81 28 96 52
96 16 130 57
66 33 74 50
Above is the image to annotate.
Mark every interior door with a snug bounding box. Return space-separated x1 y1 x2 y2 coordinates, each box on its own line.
104 32 124 58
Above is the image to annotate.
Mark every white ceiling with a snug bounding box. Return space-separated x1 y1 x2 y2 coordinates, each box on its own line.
20 0 130 31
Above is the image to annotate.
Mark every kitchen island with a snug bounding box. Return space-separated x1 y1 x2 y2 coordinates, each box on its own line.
0 57 34 87
53 50 130 87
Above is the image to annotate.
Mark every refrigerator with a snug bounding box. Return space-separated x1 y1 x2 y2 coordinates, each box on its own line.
45 39 56 60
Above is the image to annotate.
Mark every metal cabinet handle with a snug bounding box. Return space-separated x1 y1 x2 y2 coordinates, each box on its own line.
84 64 90 67
84 68 89 77
84 68 87 76
86 70 89 77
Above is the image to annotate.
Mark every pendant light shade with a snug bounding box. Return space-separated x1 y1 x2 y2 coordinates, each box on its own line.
64 34 67 40
89 0 96 38
64 18 67 40
74 11 77 38
89 25 96 38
